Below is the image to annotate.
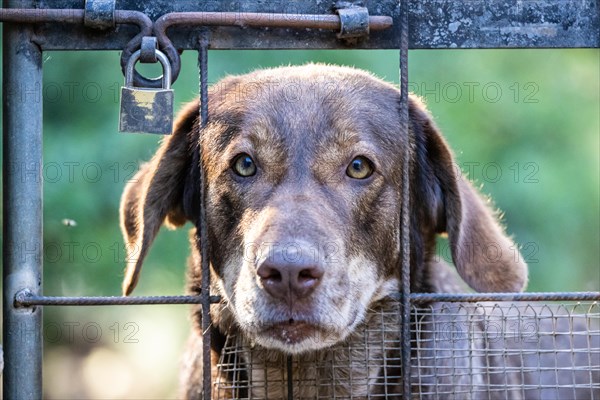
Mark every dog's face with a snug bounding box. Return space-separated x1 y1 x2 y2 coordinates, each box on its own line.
200 68 407 352
119 65 528 353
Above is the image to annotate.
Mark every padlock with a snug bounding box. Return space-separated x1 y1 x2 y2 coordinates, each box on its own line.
119 49 174 134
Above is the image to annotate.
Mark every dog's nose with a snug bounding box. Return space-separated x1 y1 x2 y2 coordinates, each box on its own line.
257 253 324 302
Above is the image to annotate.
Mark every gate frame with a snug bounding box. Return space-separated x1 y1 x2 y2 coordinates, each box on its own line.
2 1 599 398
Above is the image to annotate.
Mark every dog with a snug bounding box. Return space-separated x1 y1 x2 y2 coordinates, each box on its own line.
119 65 598 399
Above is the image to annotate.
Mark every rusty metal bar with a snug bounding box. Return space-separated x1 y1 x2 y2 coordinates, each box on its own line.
133 11 392 86
0 7 393 32
0 8 153 75
197 36 213 400
0 8 151 31
287 355 294 400
1 6 394 88
14 291 600 307
14 290 222 306
398 0 412 394
154 11 392 32
410 292 600 303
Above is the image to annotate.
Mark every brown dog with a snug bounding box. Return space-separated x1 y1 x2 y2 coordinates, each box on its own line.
119 65 597 398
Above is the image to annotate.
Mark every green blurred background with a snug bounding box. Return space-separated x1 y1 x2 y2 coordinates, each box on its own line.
1 48 599 398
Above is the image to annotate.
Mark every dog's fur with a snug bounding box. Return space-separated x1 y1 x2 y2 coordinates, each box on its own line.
119 65 598 399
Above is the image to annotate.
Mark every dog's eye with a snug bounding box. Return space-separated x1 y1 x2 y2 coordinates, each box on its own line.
232 153 257 177
346 156 374 179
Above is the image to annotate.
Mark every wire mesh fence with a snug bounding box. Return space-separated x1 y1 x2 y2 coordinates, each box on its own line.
412 301 600 399
212 299 600 399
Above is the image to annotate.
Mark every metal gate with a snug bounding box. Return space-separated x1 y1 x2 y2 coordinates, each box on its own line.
2 1 599 399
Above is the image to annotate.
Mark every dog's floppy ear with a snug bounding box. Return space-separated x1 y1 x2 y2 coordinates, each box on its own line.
120 101 199 295
410 98 528 292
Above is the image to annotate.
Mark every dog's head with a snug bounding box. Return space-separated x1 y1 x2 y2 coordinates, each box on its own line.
119 65 527 353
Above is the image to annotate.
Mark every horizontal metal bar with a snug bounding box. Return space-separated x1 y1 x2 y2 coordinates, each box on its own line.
410 292 600 303
15 290 600 307
153 11 392 32
15 290 222 306
0 7 393 86
0 7 153 59
9 0 599 49
0 8 151 30
129 10 392 86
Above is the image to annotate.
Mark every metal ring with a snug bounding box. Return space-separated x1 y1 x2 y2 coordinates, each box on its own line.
125 49 172 89
120 42 180 88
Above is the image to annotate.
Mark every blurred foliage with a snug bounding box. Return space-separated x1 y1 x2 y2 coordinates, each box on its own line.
0 48 598 398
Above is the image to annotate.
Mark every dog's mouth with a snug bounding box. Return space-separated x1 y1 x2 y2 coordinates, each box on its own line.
244 307 364 353
261 319 333 345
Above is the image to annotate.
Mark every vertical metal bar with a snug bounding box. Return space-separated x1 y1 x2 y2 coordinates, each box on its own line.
198 34 212 400
398 0 412 397
287 355 293 400
2 0 44 398
199 35 209 127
